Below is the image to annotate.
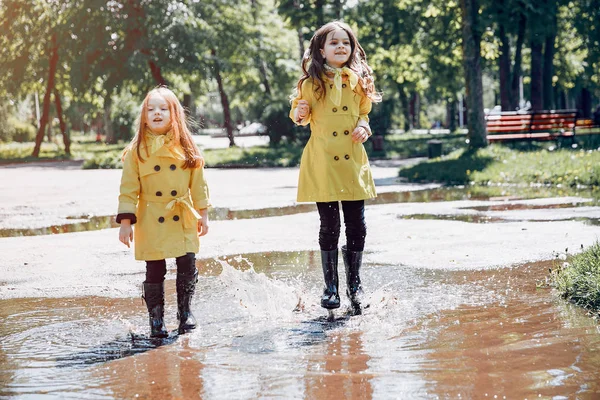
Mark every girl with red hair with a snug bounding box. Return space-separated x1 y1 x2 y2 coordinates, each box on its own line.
117 86 210 338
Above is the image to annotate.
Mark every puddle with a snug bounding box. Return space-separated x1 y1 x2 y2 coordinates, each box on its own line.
400 213 507 224
400 213 600 225
0 215 121 237
464 201 593 212
0 187 545 238
1 251 600 398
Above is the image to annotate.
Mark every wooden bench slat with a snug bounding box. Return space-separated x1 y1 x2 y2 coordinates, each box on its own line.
485 110 578 142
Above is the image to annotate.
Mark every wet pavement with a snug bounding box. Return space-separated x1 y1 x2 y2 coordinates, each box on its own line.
2 161 600 398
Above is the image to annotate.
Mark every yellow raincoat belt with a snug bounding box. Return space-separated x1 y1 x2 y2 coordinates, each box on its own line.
139 193 201 229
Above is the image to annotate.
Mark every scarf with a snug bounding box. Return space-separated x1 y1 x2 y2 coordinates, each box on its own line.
145 129 185 160
323 64 359 107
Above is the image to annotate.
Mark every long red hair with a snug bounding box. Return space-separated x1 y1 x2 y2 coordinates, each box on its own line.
125 86 203 169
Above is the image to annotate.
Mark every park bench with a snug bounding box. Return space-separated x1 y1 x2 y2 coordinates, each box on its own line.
575 118 600 134
485 109 577 143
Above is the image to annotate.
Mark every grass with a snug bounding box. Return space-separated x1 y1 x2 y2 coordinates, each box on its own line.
1 131 468 169
551 242 600 317
0 135 127 167
373 132 467 159
398 144 600 189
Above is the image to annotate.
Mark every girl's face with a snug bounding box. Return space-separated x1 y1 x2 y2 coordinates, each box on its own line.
320 28 351 68
146 93 171 134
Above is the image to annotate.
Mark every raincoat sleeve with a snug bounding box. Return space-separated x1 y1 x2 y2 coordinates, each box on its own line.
289 79 313 126
190 165 211 211
357 85 373 136
116 149 140 224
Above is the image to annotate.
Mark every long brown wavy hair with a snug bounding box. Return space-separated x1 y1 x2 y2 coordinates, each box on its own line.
125 86 203 169
294 21 382 103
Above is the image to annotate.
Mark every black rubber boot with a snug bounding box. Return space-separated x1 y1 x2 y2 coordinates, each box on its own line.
342 245 364 315
142 282 169 338
176 270 198 334
320 249 340 309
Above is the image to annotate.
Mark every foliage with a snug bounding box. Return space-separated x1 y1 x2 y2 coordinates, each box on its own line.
1 0 600 155
0 134 125 164
82 151 123 169
399 143 600 188
552 242 600 316
260 99 296 146
110 90 140 142
0 102 36 142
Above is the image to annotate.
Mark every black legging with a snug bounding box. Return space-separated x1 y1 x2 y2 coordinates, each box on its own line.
316 200 366 252
145 252 196 283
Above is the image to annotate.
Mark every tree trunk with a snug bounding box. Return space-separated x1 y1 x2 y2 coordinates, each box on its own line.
542 34 555 110
211 48 235 147
413 92 421 128
460 0 487 148
148 60 168 86
315 0 325 27
258 59 272 96
578 88 592 118
530 39 544 110
510 13 527 110
250 1 271 97
498 23 512 111
397 84 411 132
104 94 116 144
447 98 457 133
543 18 557 110
32 34 59 158
53 88 70 155
297 28 305 60
333 0 342 19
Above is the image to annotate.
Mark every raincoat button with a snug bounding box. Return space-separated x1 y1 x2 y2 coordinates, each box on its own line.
156 191 162 196
342 83 347 88
158 217 165 223
333 131 338 136
171 190 177 196
334 156 339 161
154 165 160 171
344 130 349 135
173 215 180 221
345 154 350 160
170 164 176 170
342 106 348 111
332 108 337 112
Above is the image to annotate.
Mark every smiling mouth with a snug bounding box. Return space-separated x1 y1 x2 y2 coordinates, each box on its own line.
153 119 163 122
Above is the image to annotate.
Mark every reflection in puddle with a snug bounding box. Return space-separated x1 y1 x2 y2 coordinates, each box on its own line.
400 213 506 224
416 262 600 397
400 213 600 225
0 215 121 237
2 187 481 238
464 201 593 212
1 252 600 398
4 186 599 237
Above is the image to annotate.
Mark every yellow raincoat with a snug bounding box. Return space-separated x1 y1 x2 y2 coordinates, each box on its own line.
117 134 210 261
290 76 376 203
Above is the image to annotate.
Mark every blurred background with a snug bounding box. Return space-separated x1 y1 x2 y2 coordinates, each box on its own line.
0 0 599 157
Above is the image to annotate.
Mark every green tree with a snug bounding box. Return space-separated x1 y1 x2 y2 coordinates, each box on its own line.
0 1 76 156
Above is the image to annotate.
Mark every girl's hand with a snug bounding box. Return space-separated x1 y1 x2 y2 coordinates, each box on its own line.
197 208 209 237
119 222 133 248
296 100 310 120
352 126 369 143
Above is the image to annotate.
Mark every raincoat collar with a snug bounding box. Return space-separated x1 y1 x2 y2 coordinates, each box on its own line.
323 64 359 106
